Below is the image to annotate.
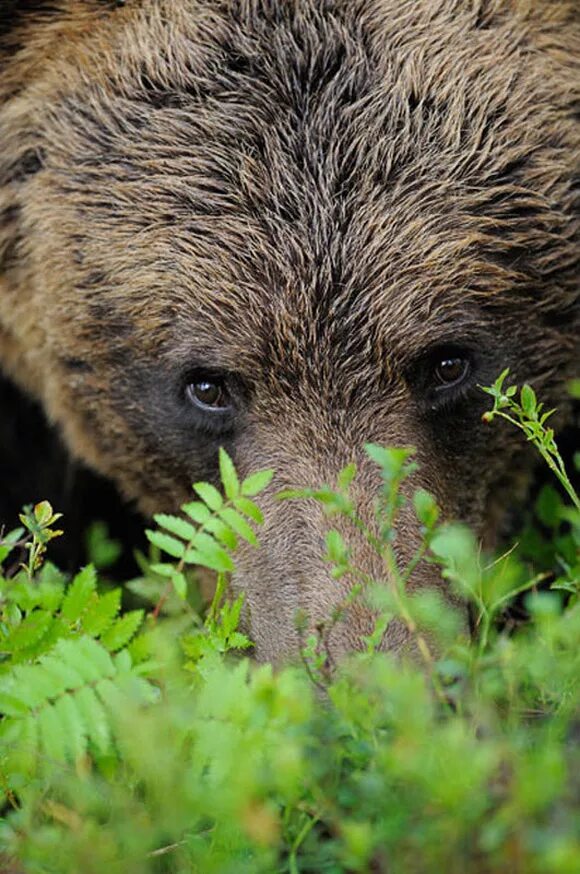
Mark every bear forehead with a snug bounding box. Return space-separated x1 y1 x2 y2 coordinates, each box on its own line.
5 0 578 381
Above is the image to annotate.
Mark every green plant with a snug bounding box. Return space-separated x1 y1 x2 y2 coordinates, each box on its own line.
0 379 578 874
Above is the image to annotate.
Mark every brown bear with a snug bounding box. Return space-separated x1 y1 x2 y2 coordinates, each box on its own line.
0 1 578 662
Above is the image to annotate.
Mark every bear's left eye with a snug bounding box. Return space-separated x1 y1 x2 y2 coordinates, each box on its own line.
186 377 231 411
434 356 470 389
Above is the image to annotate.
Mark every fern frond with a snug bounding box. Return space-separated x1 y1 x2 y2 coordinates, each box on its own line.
0 637 156 786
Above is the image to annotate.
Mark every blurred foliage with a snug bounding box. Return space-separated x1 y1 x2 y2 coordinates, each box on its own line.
0 384 578 873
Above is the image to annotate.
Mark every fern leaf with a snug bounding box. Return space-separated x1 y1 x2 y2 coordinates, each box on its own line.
0 692 29 718
7 663 58 710
145 531 185 559
233 496 264 525
154 514 197 542
100 611 144 652
182 501 212 525
218 507 258 546
39 702 68 765
219 448 240 499
39 651 85 696
184 543 234 573
204 516 238 550
74 685 111 756
58 637 115 684
192 482 223 511
3 610 53 652
54 694 87 763
241 468 274 496
60 566 97 623
81 589 121 637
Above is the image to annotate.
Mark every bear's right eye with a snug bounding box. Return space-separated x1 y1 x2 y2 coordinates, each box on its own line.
186 377 231 412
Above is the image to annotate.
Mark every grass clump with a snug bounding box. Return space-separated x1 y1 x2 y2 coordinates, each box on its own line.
0 374 578 873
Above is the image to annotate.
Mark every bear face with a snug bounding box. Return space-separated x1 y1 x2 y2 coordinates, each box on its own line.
1 0 578 661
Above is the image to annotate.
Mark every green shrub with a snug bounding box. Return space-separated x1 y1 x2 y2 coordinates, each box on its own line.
0 374 578 873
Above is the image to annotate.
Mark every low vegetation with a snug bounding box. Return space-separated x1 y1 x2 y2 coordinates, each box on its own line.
0 372 579 873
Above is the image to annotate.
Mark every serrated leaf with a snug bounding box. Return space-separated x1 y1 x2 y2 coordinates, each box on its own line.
183 547 234 574
37 580 65 613
4 610 53 652
75 686 111 755
0 692 29 717
81 589 122 637
39 702 68 764
54 693 87 762
182 501 212 525
219 447 240 499
145 530 185 559
218 507 257 545
193 482 223 511
204 517 238 550
6 663 54 709
154 514 197 542
233 496 264 525
40 653 85 694
241 469 274 497
58 638 115 684
61 566 97 623
100 611 144 652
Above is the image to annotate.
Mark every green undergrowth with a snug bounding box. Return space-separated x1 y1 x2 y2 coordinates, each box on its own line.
0 372 579 873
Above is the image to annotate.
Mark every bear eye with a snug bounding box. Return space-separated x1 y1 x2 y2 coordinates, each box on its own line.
434 356 470 388
186 377 231 411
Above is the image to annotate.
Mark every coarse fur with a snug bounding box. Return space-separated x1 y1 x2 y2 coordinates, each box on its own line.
0 0 578 661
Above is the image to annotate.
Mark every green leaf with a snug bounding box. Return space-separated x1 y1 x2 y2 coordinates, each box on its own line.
0 527 24 564
81 589 122 637
171 571 188 600
325 530 346 563
337 463 357 491
145 531 185 559
184 546 234 574
218 507 257 545
365 444 416 480
182 501 212 525
520 384 537 417
413 489 439 528
233 496 264 525
61 566 97 623
58 638 115 684
241 469 274 497
148 562 175 579
39 702 68 764
54 693 87 763
74 686 111 755
219 447 240 499
4 610 53 652
204 516 238 550
100 611 144 652
193 482 223 511
153 514 197 542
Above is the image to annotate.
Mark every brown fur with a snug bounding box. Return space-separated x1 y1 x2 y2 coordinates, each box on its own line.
0 0 578 661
